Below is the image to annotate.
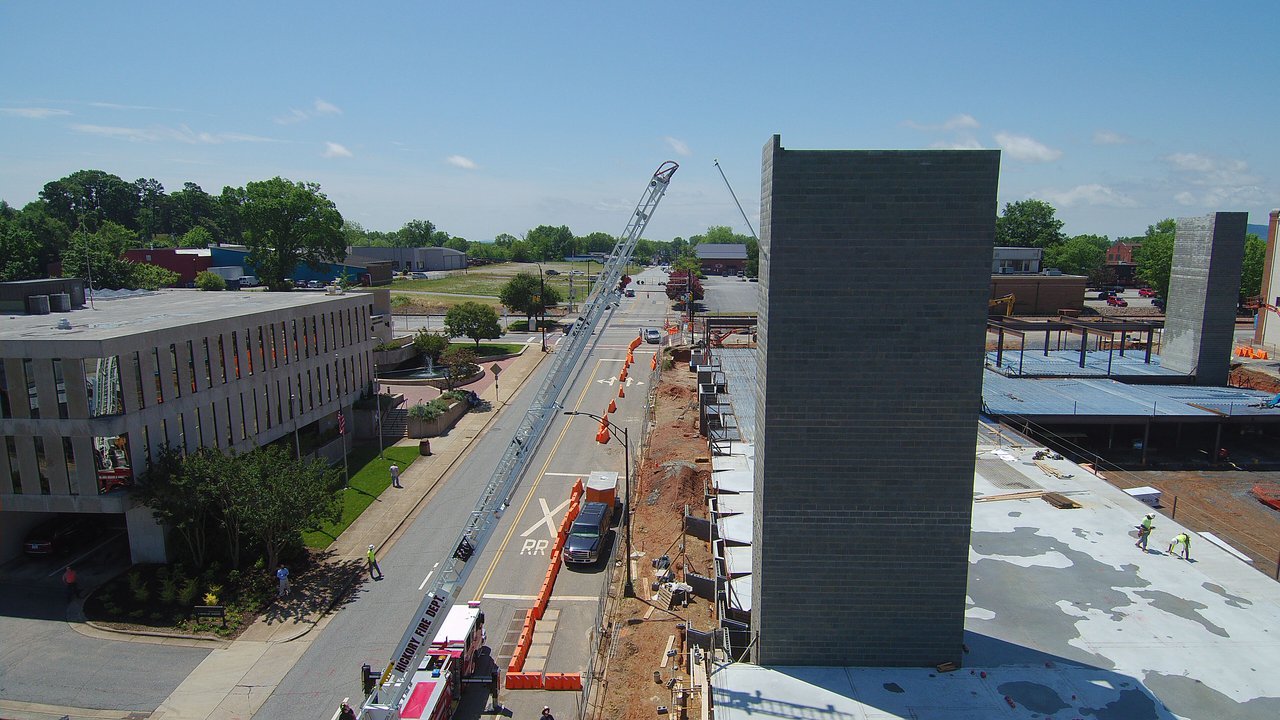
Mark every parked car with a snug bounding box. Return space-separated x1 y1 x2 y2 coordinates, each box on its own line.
544 269 560 276
624 288 635 297
644 328 662 344
564 501 611 565
23 515 100 556
1096 290 1115 300
1107 295 1128 307
409 271 430 280
1138 288 1156 297
1153 298 1166 311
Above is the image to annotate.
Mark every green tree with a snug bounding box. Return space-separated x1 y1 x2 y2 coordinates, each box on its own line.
1134 219 1176 298
398 219 437 247
443 236 469 253
440 346 478 390
578 231 616 254
996 199 1065 248
61 222 141 289
169 182 218 237
181 226 213 248
1043 236 1107 277
39 170 141 232
17 201 72 272
413 329 450 364
134 177 169 241
525 225 574 261
1241 233 1266 299
498 272 562 328
237 177 345 291
196 270 227 291
234 444 342 571
444 301 502 347
0 204 43 281
132 445 214 569
493 233 518 248
130 262 181 290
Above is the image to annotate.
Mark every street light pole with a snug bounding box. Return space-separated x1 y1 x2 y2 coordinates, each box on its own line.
563 410 634 597
535 262 547 352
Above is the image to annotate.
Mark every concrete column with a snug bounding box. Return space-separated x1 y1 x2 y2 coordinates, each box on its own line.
126 502 168 563
64 358 90 418
1161 212 1247 385
1256 209 1280 347
70 435 98 497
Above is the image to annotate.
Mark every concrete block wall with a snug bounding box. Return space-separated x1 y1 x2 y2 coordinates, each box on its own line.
751 135 999 667
1161 212 1247 386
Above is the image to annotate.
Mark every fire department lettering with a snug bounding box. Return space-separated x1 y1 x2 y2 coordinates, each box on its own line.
392 592 449 674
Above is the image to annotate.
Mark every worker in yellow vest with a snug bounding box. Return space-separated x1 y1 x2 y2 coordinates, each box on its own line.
1135 513 1155 550
1168 532 1191 560
367 544 383 580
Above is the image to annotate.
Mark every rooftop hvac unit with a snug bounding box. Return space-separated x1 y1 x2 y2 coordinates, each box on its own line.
50 293 71 312
26 294 50 315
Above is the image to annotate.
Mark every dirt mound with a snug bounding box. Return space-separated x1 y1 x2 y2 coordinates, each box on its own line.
1231 366 1280 394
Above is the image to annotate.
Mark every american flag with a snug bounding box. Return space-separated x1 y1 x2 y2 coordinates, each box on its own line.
337 410 346 435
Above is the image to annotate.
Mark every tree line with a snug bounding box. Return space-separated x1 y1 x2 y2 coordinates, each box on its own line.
996 199 1266 299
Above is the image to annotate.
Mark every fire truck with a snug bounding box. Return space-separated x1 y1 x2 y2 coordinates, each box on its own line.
362 600 487 720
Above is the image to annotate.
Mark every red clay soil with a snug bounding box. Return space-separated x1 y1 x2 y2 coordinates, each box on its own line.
1230 366 1280 394
594 356 716 720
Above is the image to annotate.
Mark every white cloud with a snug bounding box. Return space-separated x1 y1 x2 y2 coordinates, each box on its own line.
2 107 71 119
1162 152 1263 207
313 98 342 115
1092 129 1132 145
88 101 181 112
1038 184 1138 208
904 114 980 132
277 99 342 124
663 136 692 157
995 132 1062 162
275 108 311 125
446 155 478 169
323 141 353 158
929 138 985 150
70 123 275 144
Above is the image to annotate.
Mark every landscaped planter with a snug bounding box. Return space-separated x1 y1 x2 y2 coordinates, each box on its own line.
406 400 469 438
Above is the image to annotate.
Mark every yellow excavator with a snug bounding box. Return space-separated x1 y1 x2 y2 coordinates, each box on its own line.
989 293 1016 317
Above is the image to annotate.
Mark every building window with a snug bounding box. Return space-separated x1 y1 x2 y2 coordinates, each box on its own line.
170 344 182 398
263 385 273 430
232 331 243 379
33 436 50 494
153 348 165 403
325 364 333 402
311 316 319 355
187 339 198 393
95 433 132 494
51 359 69 419
7 437 21 494
321 314 329 353
22 359 39 419
239 394 248 440
292 319 300 360
142 425 152 469
225 398 234 446
258 326 267 370
0 362 10 418
178 412 189 454
269 325 279 369
132 352 145 409
287 376 295 420
202 338 213 389
307 368 315 410
63 437 78 495
276 381 284 426
88 356 125 417
217 335 227 384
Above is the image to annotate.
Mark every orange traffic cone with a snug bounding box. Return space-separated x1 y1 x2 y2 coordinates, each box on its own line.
618 384 625 398
608 399 617 413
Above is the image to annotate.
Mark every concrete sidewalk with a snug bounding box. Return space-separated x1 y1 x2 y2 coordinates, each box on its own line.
100 347 547 720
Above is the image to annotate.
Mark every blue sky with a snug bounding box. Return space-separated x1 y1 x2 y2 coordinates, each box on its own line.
2 2 1275 243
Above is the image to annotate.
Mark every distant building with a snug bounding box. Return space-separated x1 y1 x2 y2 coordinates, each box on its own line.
695 244 748 275
209 246 393 286
1106 241 1141 286
0 283 377 564
122 248 212 287
347 246 467 273
991 247 1042 274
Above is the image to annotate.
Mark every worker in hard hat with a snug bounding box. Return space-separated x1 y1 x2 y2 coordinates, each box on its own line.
1168 532 1191 560
1135 513 1155 550
367 544 383 580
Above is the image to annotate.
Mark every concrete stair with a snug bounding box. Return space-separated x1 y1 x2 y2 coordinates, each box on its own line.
381 408 409 438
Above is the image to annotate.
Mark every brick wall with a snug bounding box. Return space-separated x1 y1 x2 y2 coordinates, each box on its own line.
751 135 998 666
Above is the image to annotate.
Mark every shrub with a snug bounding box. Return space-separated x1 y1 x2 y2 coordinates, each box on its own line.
195 271 226 291
159 574 178 604
127 570 150 603
408 400 447 421
177 577 200 606
204 585 222 606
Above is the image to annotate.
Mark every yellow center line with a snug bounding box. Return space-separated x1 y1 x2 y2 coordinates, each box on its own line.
470 358 604 601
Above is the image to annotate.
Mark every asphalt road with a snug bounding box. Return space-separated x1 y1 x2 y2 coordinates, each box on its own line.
255 267 676 720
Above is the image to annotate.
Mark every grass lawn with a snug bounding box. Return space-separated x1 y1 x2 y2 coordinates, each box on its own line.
303 444 422 548
389 261 638 302
452 342 525 357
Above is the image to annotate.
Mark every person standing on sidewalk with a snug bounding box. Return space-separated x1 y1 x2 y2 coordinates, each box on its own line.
276 563 290 598
367 544 383 580
390 463 402 488
63 565 80 600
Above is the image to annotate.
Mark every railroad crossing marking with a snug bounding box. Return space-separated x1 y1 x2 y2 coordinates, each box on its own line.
521 497 569 539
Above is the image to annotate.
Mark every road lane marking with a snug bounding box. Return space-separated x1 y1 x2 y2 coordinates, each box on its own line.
419 562 438 591
520 497 570 539
470 358 606 601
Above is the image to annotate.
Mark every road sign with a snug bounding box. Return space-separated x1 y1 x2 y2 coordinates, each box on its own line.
490 363 502 376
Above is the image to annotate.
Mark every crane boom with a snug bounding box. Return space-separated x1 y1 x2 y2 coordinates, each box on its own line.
359 161 677 719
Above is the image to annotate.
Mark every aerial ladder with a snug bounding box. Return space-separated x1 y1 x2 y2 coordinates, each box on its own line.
357 161 678 720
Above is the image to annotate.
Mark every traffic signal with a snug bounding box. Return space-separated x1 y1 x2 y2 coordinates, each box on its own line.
361 663 377 694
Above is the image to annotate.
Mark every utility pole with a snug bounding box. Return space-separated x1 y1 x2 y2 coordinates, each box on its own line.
563 411 634 597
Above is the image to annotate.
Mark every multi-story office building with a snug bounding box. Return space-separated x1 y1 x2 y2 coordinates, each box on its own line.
0 283 378 563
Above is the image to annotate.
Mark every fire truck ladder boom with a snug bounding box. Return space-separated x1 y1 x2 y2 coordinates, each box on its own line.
361 161 677 718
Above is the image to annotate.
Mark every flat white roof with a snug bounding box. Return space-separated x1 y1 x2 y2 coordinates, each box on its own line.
0 289 366 343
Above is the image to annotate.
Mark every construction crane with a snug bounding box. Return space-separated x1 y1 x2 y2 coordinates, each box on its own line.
357 161 677 720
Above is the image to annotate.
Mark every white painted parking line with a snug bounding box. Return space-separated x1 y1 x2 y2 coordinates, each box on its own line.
419 562 438 590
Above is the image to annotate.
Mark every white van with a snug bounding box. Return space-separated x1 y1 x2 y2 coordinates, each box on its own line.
237 275 259 288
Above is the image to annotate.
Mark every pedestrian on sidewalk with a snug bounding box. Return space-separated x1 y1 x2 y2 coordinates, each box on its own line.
541 706 555 720
1169 532 1192 560
1135 513 1155 550
63 565 80 600
276 563 290 598
390 463 402 488
367 544 383 580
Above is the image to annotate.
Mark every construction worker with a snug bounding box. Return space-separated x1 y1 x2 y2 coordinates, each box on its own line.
367 544 383 580
1169 532 1192 560
1135 513 1155 550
